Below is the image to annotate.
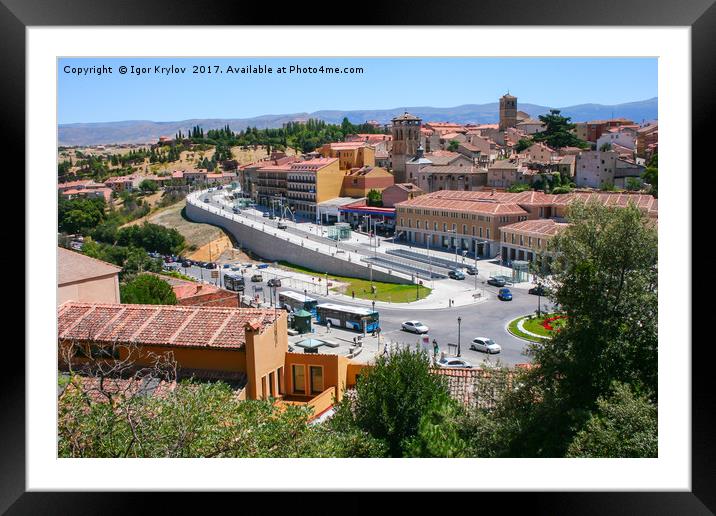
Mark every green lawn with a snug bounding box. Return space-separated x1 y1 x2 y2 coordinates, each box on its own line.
507 313 565 342
277 261 431 303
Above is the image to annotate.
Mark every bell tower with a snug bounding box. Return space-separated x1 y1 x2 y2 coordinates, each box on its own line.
390 111 422 183
499 93 517 131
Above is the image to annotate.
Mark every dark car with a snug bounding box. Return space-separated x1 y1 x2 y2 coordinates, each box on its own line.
487 277 507 287
464 265 478 275
528 284 549 296
498 287 513 301
251 274 263 282
181 260 192 268
205 262 217 269
448 269 465 280
267 278 282 288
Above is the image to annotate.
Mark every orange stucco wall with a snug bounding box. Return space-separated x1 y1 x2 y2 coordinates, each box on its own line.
283 352 351 402
245 312 289 400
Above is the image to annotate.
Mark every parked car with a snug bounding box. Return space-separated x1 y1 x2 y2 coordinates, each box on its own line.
497 287 513 301
528 284 549 296
262 212 270 218
257 263 269 269
401 320 429 334
223 263 231 269
436 357 473 369
464 265 478 275
232 207 241 214
470 337 502 354
230 265 242 271
251 274 263 282
203 198 210 203
181 260 192 267
448 269 466 280
487 276 507 287
268 214 276 220
277 222 288 229
267 278 282 287
205 262 217 269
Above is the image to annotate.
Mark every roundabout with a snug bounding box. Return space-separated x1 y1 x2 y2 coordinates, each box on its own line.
507 313 567 343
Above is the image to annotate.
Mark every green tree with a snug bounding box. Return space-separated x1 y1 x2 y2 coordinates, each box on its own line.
599 142 613 152
625 177 643 191
62 209 95 234
366 189 383 207
532 110 590 149
566 382 657 458
447 140 460 152
139 179 159 193
508 182 531 193
330 347 451 457
515 138 533 153
528 201 658 454
59 376 386 458
642 152 658 197
120 273 178 305
402 390 470 457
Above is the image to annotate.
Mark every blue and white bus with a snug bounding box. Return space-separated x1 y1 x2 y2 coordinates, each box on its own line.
315 303 380 333
278 290 318 316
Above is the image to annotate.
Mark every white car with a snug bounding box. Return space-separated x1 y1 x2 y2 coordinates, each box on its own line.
436 357 473 369
402 320 429 334
470 337 502 354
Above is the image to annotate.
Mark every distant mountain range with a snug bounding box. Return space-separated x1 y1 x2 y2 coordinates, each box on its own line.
58 97 657 146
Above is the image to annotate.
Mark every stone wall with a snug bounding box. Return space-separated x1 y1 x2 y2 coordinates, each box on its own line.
185 201 411 284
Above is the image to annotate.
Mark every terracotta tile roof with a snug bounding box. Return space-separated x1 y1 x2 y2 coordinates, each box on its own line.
57 302 280 350
62 375 177 403
396 189 657 217
432 367 516 409
58 179 95 190
392 111 421 121
397 193 528 216
58 247 122 285
325 142 368 150
289 158 338 171
500 218 569 237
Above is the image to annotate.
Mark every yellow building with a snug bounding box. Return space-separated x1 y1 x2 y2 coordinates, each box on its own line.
319 142 375 170
287 157 344 220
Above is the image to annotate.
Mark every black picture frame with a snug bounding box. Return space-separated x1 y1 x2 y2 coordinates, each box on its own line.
6 0 711 513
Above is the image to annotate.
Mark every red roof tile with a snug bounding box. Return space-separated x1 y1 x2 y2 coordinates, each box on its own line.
58 302 281 350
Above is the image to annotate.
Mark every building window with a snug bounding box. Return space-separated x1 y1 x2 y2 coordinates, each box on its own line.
310 366 324 394
268 371 275 398
292 365 305 394
277 366 284 395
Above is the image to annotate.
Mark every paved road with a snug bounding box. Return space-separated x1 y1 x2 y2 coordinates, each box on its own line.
184 189 542 366
176 262 540 367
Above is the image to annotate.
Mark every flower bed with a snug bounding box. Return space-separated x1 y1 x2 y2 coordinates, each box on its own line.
541 315 568 331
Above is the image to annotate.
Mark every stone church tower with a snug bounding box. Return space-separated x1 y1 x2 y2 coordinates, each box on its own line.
499 93 517 131
390 111 422 183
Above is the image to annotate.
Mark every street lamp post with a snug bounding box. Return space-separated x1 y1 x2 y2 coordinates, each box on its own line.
457 316 462 357
325 272 329 296
537 285 542 317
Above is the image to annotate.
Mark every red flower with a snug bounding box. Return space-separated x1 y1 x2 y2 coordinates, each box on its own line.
541 315 567 331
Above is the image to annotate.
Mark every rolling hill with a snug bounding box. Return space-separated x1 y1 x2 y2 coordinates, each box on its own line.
58 97 657 146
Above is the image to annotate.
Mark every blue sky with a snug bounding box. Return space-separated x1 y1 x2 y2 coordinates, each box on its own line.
58 57 657 125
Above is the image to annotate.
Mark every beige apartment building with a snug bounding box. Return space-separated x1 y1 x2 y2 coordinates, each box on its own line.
499 218 568 263
395 190 657 259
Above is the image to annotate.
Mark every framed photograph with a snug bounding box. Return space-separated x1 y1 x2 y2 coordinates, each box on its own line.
6 0 711 512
